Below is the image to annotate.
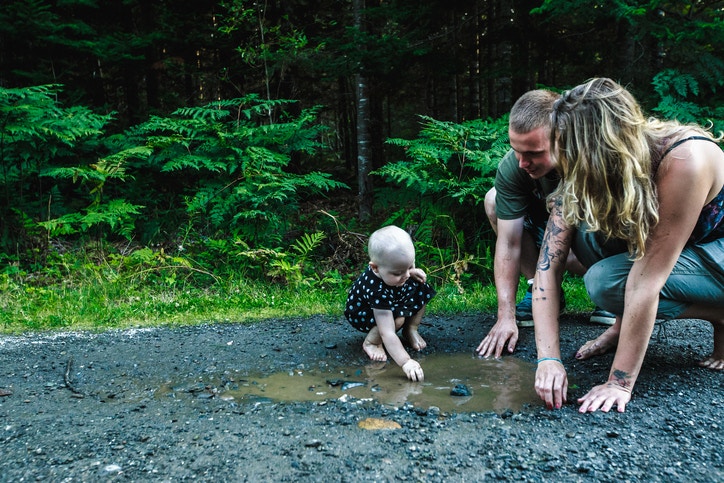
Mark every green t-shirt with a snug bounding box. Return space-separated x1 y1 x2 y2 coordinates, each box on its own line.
494 149 561 227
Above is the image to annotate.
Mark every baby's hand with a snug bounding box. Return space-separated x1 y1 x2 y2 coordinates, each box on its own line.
409 268 427 284
402 359 424 381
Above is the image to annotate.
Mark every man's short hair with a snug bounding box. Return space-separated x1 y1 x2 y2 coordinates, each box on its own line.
509 90 560 134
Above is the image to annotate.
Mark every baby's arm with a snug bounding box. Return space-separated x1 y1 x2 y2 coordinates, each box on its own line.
373 308 424 381
409 268 427 284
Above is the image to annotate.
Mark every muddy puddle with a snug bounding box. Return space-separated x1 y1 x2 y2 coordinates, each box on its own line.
159 353 540 413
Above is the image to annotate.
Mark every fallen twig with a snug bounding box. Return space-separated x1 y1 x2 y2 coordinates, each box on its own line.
64 357 84 396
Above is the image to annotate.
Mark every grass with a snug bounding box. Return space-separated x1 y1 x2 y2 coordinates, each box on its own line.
0 269 594 335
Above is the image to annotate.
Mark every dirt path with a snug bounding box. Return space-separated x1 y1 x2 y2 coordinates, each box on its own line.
0 314 721 481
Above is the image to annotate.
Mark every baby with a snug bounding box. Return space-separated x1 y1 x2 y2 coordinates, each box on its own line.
344 225 436 381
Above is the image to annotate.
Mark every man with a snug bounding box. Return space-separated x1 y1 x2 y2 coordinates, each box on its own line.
476 89 615 359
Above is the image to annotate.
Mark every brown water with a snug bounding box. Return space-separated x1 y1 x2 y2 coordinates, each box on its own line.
161 353 540 413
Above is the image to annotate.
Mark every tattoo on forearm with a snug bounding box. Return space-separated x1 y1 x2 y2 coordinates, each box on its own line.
611 369 632 389
537 217 567 272
532 283 548 303
535 198 570 303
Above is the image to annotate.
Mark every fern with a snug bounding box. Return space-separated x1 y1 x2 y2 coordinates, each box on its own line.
374 115 507 287
123 96 347 244
39 199 143 240
0 84 115 250
651 69 724 126
236 231 326 286
291 231 325 260
378 115 506 205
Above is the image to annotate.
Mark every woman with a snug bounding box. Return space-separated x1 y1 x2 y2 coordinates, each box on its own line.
533 78 724 413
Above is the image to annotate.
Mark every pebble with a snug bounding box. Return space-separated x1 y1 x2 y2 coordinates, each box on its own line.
450 384 471 397
103 464 122 473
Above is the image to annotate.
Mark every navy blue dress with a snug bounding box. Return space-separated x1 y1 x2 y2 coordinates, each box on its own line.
344 267 436 333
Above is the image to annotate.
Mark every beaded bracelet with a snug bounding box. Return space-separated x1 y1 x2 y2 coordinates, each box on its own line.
536 357 563 364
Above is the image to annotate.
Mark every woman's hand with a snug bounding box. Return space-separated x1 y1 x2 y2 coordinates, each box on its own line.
534 359 568 409
577 382 632 413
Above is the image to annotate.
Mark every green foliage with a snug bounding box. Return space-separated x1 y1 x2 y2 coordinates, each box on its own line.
533 0 724 114
39 147 150 239
373 115 507 288
220 0 314 86
380 115 507 204
0 84 114 249
126 95 348 245
38 199 143 239
236 231 337 287
0 84 110 179
651 69 724 132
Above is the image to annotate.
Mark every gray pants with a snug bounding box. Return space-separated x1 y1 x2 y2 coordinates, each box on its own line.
573 230 724 320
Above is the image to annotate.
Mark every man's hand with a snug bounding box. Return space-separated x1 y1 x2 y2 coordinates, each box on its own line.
402 359 424 381
476 319 518 358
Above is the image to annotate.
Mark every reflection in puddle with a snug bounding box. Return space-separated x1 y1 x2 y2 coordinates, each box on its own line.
159 353 539 413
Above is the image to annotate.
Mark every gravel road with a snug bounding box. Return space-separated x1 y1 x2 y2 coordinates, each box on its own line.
0 314 721 482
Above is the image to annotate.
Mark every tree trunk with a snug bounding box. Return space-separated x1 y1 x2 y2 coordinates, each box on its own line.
354 0 373 222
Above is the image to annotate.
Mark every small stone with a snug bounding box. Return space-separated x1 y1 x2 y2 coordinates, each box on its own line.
358 418 402 430
450 384 472 397
341 381 365 390
103 464 122 473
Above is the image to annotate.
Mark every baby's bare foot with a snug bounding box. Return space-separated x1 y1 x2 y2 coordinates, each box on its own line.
363 340 387 361
576 328 619 360
698 356 724 370
403 328 427 351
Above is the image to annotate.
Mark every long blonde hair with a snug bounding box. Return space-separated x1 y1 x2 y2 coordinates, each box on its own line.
549 78 711 259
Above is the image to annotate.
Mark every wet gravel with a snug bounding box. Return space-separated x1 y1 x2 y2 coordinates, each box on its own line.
0 314 722 482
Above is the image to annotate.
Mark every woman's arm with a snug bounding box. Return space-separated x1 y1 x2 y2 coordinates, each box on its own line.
533 198 575 409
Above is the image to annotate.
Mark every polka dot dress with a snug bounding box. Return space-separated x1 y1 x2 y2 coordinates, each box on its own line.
344 267 436 333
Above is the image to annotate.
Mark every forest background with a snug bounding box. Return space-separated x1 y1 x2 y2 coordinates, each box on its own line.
1 0 723 332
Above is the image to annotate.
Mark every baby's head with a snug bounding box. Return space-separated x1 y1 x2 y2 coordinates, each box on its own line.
368 225 415 286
